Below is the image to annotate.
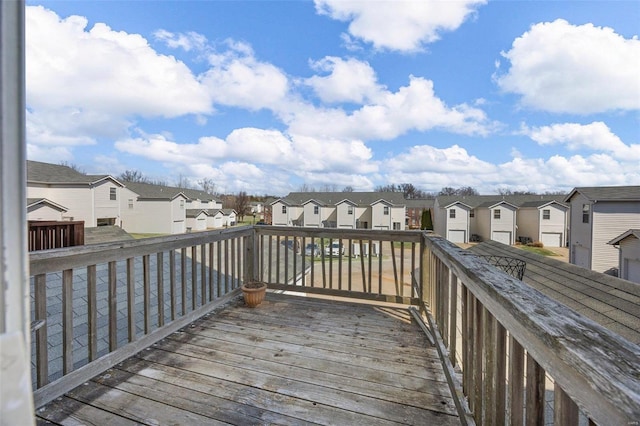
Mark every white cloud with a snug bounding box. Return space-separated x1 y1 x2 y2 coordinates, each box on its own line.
26 6 212 117
314 0 486 51
305 57 383 103
496 19 640 114
201 41 290 111
288 76 496 140
522 121 640 160
26 145 74 164
154 29 208 52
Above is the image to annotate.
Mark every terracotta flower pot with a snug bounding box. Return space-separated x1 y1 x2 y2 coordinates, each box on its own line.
241 281 267 307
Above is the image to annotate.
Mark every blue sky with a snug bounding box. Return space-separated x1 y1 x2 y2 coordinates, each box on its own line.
25 1 640 195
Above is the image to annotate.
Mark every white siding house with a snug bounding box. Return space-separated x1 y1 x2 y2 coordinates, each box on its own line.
442 202 471 243
186 209 208 232
336 200 357 228
566 186 640 274
27 161 124 227
302 200 324 227
26 198 67 221
120 182 188 235
608 230 640 284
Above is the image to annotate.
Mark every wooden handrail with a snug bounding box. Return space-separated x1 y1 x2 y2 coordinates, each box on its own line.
421 233 640 426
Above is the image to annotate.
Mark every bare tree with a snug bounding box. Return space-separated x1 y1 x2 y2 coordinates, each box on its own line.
320 184 339 192
175 174 194 189
342 186 354 192
119 170 148 182
438 186 479 196
198 177 217 195
59 161 85 174
298 183 316 192
234 191 250 221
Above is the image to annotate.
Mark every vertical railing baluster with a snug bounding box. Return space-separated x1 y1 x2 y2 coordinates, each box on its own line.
276 236 281 285
191 246 197 309
411 242 416 297
441 264 450 347
473 295 484 424
181 247 187 314
526 353 545 426
201 244 206 304
224 238 230 293
466 290 475 413
554 383 579 425
62 269 73 375
143 255 151 334
310 237 315 287
208 243 214 300
230 238 236 290
216 240 222 296
237 237 243 286
338 238 342 290
328 237 333 289
368 239 373 294
510 336 525 426
377 240 382 295
169 250 176 319
108 261 117 351
87 264 97 361
462 286 470 398
391 241 399 296
484 309 496 425
127 258 136 341
321 237 327 289
267 235 273 284
284 236 289 285
400 242 405 298
358 240 366 292
293 237 298 287
157 252 164 327
449 274 458 366
495 321 507 426
347 238 352 291
34 274 48 388
301 237 306 287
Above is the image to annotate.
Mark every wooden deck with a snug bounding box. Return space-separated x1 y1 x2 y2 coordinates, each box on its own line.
36 292 461 425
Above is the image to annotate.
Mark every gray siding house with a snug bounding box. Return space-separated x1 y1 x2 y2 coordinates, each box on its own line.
566 186 640 274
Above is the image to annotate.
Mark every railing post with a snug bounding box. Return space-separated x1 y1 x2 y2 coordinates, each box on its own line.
244 228 256 282
420 234 430 309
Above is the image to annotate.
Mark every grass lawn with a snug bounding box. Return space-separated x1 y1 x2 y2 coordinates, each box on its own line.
516 245 558 257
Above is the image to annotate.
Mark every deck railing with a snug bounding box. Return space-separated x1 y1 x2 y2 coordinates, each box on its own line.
28 226 639 425
28 220 84 251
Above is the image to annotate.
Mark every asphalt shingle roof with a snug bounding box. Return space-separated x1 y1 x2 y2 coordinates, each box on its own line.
437 194 566 209
280 191 407 207
566 186 640 202
27 160 116 185
123 181 187 200
469 240 640 344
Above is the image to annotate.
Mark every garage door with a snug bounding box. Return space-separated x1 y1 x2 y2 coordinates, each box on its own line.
573 245 590 269
172 220 185 234
541 232 562 247
623 259 640 283
492 231 511 245
448 230 466 243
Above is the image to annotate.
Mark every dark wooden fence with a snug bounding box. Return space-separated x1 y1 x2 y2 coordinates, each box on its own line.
28 221 84 251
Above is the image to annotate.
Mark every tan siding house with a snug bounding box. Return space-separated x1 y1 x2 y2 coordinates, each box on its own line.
566 186 640 274
120 182 188 234
26 198 67 221
517 201 568 247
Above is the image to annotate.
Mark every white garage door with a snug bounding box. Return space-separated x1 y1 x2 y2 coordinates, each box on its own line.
492 231 511 245
541 232 562 247
573 245 590 269
448 230 466 243
172 220 185 234
623 259 640 283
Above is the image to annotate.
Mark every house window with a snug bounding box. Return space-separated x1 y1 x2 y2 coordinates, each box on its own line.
383 206 389 215
449 209 456 219
494 209 501 219
180 199 184 209
542 209 550 220
282 205 287 214
393 222 401 230
313 205 319 215
470 210 475 218
128 199 133 209
582 204 589 223
110 187 117 201
347 206 353 215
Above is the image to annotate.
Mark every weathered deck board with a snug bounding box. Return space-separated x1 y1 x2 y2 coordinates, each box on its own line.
36 293 461 425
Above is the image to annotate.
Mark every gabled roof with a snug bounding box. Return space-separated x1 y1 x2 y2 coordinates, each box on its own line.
27 160 123 186
482 200 519 209
608 229 640 246
519 200 568 209
186 209 209 218
181 188 221 202
280 191 406 207
404 198 435 209
221 208 237 215
27 198 68 212
443 200 473 209
436 194 566 209
123 181 188 200
302 199 328 207
565 186 640 203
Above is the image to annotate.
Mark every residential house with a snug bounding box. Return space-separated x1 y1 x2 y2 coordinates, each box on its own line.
270 192 406 230
182 188 222 210
27 160 124 227
566 186 640 274
608 229 640 284
434 194 567 246
221 209 237 227
186 209 208 232
26 198 67 221
517 200 569 247
120 181 188 234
